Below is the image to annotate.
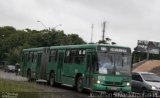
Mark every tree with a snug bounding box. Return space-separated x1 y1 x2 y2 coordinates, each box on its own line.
0 26 86 64
67 34 86 45
98 37 111 44
6 47 21 65
111 42 116 45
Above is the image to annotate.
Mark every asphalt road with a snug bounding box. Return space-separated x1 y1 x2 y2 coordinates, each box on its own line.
0 70 27 81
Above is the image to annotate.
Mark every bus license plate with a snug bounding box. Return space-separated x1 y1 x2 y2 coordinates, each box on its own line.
111 87 117 90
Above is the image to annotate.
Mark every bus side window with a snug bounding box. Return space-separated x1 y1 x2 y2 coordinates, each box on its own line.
64 49 85 64
49 50 57 63
49 51 52 62
64 50 70 63
34 53 37 62
79 49 85 64
32 52 34 62
27 53 30 62
22 54 24 62
29 52 33 62
87 55 91 71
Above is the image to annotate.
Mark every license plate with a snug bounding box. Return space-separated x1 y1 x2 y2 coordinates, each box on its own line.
111 87 117 90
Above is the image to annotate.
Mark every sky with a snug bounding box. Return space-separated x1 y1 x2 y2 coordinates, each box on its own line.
0 0 160 50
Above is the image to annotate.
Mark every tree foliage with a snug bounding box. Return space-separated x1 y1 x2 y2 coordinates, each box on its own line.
132 48 160 64
98 37 116 45
0 26 86 64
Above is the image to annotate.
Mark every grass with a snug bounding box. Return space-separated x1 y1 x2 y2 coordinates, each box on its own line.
0 79 43 98
0 79 78 98
0 79 40 92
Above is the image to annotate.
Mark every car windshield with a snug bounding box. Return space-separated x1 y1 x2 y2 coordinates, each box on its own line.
97 52 131 76
141 73 160 82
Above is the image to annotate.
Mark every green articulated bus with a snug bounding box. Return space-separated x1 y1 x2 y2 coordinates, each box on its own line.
21 44 132 93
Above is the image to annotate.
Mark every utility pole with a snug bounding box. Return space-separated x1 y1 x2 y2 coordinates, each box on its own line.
102 21 106 41
90 24 94 43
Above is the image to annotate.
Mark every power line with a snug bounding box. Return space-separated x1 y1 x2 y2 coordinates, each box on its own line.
37 20 48 30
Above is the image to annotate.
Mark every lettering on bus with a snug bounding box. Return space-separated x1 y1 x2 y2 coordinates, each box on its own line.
101 47 107 51
110 48 127 53
100 47 128 53
98 76 105 81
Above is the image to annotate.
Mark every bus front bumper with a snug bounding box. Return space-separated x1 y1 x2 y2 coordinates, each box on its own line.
92 84 131 93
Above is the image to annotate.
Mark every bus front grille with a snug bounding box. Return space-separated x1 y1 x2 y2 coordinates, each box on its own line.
104 81 123 86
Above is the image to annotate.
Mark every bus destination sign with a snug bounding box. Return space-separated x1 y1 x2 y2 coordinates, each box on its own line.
99 46 130 53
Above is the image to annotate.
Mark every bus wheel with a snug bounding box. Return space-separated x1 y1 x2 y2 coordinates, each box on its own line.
76 76 83 92
27 70 31 82
50 72 55 87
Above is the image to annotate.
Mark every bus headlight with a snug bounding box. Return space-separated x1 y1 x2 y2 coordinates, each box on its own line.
97 80 100 84
126 82 130 86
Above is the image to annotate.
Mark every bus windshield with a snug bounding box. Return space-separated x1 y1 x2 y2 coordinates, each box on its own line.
97 52 131 76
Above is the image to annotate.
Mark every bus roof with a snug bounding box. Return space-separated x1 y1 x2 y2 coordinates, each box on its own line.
23 47 48 52
50 44 130 50
22 44 130 52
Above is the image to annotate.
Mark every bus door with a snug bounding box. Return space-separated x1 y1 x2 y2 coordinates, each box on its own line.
86 52 97 88
36 53 42 79
56 51 64 82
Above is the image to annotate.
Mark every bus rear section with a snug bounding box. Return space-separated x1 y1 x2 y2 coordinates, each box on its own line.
21 47 49 81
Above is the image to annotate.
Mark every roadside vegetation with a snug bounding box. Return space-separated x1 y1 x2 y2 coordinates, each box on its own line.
132 49 160 64
0 79 79 98
0 79 40 92
0 79 42 98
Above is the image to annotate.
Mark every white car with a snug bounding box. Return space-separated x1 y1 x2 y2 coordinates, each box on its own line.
132 72 160 95
4 65 15 73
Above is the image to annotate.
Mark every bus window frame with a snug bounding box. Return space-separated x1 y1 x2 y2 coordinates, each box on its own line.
64 49 86 64
49 50 57 63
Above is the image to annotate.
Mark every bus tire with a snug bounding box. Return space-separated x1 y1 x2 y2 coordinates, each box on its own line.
49 72 55 87
76 76 83 92
27 70 31 82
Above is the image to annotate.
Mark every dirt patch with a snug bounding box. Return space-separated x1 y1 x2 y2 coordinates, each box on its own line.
133 60 160 73
151 66 160 76
132 60 146 70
